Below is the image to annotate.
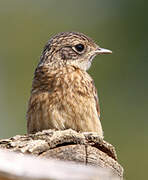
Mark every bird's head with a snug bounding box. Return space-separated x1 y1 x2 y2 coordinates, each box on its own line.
38 32 112 71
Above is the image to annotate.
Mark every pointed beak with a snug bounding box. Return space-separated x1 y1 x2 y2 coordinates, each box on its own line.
95 47 112 55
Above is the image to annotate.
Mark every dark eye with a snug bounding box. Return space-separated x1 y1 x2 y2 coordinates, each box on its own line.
74 44 84 52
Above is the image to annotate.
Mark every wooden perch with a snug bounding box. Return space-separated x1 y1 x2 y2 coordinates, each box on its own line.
0 129 124 179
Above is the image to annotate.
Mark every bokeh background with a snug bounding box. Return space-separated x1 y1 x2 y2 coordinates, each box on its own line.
0 0 147 179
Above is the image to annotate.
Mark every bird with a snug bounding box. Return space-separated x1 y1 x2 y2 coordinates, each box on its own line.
26 32 112 138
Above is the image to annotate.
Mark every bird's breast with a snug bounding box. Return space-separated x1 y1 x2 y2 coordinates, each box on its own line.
52 67 94 98
27 66 102 137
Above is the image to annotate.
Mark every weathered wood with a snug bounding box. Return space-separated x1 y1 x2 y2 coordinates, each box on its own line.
0 149 121 180
0 129 124 179
40 144 86 163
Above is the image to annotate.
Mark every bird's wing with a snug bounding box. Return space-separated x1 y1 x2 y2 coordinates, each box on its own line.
92 81 100 119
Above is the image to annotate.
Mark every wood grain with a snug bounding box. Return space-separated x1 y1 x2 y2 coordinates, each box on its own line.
0 129 124 179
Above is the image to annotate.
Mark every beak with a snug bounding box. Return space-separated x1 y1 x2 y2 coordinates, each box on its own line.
95 47 112 54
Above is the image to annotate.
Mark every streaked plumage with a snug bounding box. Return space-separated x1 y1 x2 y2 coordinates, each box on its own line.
27 32 112 138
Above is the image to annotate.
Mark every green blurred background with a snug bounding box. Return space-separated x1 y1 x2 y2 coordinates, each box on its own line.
0 0 147 179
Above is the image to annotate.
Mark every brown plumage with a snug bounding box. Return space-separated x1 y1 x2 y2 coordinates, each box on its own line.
26 32 112 138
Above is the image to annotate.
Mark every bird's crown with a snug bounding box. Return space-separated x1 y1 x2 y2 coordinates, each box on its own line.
38 32 112 71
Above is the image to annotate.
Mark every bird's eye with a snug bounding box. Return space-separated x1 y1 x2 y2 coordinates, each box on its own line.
74 44 84 52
